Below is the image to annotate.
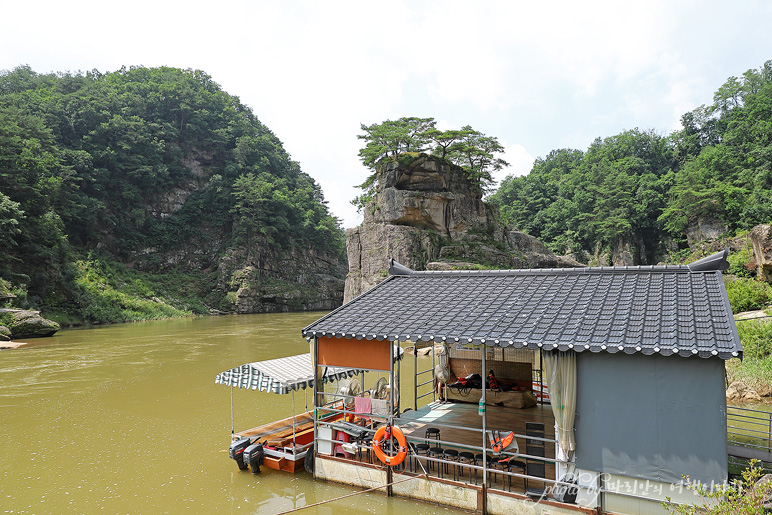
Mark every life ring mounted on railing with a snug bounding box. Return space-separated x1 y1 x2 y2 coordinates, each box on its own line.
372 424 408 466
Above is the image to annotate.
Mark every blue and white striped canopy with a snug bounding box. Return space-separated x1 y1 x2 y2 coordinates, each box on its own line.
214 353 361 394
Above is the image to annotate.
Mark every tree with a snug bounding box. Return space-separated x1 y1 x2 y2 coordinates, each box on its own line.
0 192 23 253
354 117 509 210
0 65 345 319
357 116 435 169
445 125 509 191
425 127 466 159
713 76 744 114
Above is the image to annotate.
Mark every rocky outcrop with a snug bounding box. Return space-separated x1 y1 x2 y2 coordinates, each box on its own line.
129 146 347 315
148 146 212 220
751 224 772 281
345 154 577 301
686 217 728 248
726 380 764 403
0 309 59 339
217 245 345 314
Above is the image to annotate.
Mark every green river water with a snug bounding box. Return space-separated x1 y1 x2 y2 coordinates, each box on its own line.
0 313 460 515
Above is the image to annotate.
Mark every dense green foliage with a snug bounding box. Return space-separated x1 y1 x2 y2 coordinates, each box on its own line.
729 319 772 392
492 60 772 263
354 117 509 210
736 319 772 362
0 65 343 323
63 256 196 323
493 131 673 262
724 276 772 313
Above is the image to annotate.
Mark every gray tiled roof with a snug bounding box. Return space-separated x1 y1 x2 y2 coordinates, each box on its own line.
302 251 742 360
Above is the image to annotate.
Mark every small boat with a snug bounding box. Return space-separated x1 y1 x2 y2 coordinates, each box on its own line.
214 353 360 474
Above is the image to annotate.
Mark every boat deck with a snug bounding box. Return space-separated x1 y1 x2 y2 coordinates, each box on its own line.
331 400 556 493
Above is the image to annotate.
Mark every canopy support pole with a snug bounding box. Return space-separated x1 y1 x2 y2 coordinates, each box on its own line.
312 337 319 478
413 342 418 411
292 391 297 452
432 342 436 402
389 341 395 423
481 344 488 491
388 340 395 497
230 386 235 435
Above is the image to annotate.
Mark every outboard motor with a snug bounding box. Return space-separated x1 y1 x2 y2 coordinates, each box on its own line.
553 475 578 504
244 443 264 475
228 437 251 470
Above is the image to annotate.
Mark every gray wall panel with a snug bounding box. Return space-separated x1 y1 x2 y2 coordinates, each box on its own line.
575 352 727 485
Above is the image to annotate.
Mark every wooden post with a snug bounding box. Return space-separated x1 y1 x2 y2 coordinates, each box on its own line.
477 483 487 514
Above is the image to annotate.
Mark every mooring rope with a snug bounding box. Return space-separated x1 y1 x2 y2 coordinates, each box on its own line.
273 474 426 515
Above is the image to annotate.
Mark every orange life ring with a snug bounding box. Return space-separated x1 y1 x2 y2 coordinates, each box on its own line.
372 425 408 466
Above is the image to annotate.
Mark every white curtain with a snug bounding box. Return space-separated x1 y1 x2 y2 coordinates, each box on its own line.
545 350 577 459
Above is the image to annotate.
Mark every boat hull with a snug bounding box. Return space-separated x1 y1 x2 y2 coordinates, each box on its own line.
262 452 305 473
231 408 343 474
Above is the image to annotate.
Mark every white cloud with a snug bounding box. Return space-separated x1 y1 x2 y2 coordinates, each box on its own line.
496 144 535 186
2 0 771 230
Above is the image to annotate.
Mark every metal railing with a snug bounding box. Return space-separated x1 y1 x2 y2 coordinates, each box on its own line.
314 395 560 493
727 405 772 454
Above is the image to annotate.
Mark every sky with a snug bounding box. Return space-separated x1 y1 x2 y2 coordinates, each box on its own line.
2 0 771 228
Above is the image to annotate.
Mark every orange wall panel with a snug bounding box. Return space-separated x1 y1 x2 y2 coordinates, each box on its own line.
317 336 391 371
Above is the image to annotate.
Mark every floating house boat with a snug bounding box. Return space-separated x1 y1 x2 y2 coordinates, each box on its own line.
298 250 741 515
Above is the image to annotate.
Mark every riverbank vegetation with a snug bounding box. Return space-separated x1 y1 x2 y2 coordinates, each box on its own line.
0 65 344 325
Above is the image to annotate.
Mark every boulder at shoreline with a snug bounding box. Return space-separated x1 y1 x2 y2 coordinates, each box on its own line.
0 309 60 339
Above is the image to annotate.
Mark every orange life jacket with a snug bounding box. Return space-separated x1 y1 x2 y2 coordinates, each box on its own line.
487 371 499 390
490 430 514 454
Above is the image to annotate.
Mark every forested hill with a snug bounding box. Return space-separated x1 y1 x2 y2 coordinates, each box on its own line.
491 59 772 266
0 66 345 324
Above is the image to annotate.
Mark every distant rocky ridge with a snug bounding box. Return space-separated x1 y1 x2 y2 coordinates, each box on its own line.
345 154 578 302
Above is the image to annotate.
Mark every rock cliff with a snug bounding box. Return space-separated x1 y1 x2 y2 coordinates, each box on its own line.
751 224 772 282
127 147 347 315
215 245 346 314
345 154 576 301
